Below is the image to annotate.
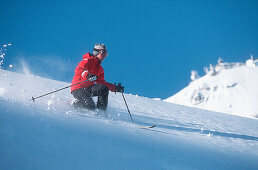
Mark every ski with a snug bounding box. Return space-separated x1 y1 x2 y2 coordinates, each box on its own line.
136 124 156 129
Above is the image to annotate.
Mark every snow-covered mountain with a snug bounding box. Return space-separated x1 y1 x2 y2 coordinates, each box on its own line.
1 68 258 169
165 57 258 119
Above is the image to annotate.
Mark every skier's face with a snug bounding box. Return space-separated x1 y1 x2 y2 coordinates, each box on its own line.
97 50 108 62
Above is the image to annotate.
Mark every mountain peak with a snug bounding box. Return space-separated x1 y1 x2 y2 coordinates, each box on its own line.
165 56 258 118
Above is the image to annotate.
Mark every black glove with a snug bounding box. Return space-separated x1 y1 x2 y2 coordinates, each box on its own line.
115 83 124 93
86 73 98 82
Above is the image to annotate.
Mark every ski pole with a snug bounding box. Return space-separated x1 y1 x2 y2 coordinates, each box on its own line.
30 76 97 102
121 92 134 122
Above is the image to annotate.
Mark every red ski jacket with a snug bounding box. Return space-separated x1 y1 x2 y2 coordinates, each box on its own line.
71 53 116 93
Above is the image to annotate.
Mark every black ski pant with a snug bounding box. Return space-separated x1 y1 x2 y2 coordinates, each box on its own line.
71 84 109 111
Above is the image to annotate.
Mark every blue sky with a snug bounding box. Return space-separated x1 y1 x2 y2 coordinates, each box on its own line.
1 0 258 99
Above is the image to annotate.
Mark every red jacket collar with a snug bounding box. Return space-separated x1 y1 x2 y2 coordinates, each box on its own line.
83 53 93 60
83 53 102 64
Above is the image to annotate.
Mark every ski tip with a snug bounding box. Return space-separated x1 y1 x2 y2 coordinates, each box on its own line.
149 124 156 128
138 124 156 129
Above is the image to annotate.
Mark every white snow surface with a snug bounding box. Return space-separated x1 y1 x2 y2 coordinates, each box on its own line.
165 65 258 119
0 69 258 170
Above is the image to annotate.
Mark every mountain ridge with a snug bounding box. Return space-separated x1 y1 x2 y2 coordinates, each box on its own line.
165 58 258 118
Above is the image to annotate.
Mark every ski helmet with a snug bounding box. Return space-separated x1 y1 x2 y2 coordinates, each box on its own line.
93 44 107 56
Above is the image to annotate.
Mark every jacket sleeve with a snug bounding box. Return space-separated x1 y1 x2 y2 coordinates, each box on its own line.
79 59 98 80
97 72 116 92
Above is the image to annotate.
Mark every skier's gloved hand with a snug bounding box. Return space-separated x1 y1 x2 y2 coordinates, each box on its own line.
115 83 124 93
86 73 98 82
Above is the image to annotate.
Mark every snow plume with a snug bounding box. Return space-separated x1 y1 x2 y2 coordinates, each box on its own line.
7 54 74 83
0 44 12 68
0 43 72 81
19 58 31 76
16 54 74 81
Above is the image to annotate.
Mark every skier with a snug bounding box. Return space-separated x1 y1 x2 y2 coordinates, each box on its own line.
71 44 124 111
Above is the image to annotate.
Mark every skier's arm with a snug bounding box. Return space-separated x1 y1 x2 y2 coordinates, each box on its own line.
97 73 116 92
79 59 97 80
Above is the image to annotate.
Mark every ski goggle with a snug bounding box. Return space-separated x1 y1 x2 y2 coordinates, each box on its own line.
100 49 107 55
94 48 107 54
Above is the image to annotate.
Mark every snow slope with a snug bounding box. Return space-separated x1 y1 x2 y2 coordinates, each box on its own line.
165 62 258 119
1 69 258 170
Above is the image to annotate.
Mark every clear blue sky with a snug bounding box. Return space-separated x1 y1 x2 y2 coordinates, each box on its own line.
1 0 258 99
